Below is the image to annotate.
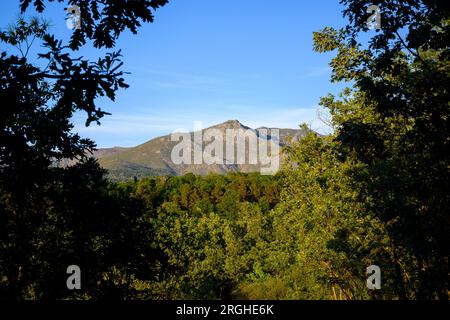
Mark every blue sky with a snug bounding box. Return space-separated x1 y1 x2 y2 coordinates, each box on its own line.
1 0 351 147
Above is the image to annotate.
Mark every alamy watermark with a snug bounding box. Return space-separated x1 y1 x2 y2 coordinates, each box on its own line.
170 121 280 175
366 265 381 290
366 5 381 30
66 5 81 30
66 264 81 290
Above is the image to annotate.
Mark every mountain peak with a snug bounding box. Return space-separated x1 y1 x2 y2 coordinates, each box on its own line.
94 120 310 180
224 119 242 125
213 119 248 130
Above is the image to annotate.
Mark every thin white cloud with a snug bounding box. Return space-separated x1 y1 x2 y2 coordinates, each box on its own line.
74 114 189 134
238 106 332 134
295 66 332 79
72 105 333 147
128 66 223 91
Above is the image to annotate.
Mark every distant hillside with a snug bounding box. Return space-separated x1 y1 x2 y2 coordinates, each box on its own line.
94 120 308 180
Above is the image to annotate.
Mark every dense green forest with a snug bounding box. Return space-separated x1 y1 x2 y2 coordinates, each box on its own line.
0 0 449 300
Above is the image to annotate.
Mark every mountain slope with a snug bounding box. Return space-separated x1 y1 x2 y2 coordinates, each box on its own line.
96 120 308 180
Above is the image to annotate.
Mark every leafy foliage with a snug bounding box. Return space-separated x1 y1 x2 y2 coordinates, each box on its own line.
313 0 450 299
19 0 169 49
0 0 448 300
0 1 167 300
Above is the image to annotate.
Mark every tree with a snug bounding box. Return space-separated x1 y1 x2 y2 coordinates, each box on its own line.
313 0 449 299
233 128 392 300
0 0 167 299
19 0 168 49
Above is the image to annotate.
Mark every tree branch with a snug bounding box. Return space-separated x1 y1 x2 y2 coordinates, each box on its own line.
394 30 429 69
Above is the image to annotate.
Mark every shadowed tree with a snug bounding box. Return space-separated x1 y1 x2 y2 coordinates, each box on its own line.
0 0 168 299
19 0 168 49
314 0 449 299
